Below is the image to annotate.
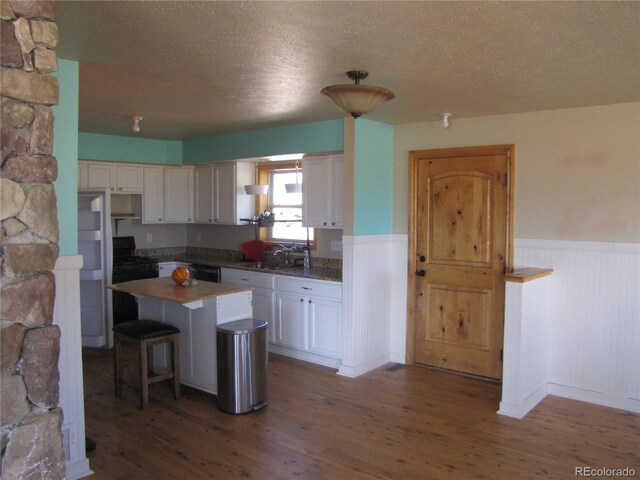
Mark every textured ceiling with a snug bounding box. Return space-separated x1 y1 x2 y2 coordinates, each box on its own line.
56 1 640 140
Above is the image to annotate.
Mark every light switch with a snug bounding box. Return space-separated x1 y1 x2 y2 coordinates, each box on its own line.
146 233 153 243
331 240 343 252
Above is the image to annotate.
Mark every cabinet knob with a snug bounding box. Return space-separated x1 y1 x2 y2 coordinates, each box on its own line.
300 298 304 302
331 222 335 226
188 218 191 221
323 222 327 226
308 300 312 304
158 218 162 221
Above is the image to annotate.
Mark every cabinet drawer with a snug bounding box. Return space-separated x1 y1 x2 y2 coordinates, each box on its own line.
221 268 275 289
276 276 342 300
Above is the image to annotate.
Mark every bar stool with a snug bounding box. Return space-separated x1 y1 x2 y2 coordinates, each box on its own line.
113 319 180 409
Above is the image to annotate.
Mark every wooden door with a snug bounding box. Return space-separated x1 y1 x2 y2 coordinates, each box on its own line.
408 145 513 379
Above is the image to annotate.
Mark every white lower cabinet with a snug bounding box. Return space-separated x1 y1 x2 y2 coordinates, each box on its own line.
275 292 308 351
222 268 342 367
308 297 341 359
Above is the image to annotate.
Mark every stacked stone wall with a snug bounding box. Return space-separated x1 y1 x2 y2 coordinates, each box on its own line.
0 1 64 478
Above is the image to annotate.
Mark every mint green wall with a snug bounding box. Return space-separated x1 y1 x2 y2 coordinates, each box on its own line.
353 119 394 235
79 133 182 164
182 120 343 163
53 59 79 256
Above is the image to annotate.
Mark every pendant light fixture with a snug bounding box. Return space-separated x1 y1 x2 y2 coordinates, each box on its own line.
321 70 395 118
244 163 269 195
285 160 302 193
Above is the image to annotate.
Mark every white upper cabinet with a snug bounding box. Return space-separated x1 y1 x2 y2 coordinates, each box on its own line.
87 163 116 191
164 166 194 223
85 162 143 193
115 165 143 193
302 155 344 229
194 162 255 225
194 166 213 223
142 166 164 223
78 161 88 189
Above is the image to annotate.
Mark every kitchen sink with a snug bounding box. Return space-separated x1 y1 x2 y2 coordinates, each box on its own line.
245 263 302 271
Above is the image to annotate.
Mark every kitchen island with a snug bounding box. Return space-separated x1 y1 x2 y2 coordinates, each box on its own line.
109 277 253 395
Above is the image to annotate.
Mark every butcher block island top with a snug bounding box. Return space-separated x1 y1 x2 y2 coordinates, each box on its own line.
109 277 252 304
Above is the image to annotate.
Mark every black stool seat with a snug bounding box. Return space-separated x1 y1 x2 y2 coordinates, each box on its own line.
113 319 181 409
114 319 180 340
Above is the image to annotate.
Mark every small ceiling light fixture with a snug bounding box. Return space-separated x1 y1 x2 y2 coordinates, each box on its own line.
321 70 395 119
130 115 143 133
441 113 451 129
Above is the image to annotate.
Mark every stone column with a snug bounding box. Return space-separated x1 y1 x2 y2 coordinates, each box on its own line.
0 1 65 478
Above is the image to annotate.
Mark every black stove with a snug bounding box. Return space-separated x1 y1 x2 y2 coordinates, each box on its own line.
112 237 159 283
112 236 159 324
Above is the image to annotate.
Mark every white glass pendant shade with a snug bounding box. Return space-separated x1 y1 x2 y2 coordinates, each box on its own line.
284 183 302 193
244 184 269 195
321 84 395 118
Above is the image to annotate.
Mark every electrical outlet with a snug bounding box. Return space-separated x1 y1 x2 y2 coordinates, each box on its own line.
197 233 202 242
331 240 343 252
146 233 153 243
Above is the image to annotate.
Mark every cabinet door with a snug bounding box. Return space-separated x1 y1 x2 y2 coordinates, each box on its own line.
78 162 88 189
116 165 143 193
142 167 164 223
213 163 236 224
330 156 344 228
252 287 276 344
194 166 213 223
308 297 341 359
87 163 116 191
164 167 194 223
276 291 308 351
302 158 329 227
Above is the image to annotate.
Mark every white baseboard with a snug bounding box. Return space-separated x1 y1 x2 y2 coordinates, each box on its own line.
65 459 93 480
337 353 391 378
268 344 341 369
498 383 548 419
547 383 640 414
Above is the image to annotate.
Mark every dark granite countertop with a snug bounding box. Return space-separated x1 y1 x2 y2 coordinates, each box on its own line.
152 254 342 282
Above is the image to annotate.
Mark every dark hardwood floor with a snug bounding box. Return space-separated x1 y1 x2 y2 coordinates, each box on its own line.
81 348 639 479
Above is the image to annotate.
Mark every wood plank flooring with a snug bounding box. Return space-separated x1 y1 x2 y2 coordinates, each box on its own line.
82 348 639 479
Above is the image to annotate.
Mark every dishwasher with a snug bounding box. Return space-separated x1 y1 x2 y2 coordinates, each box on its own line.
190 264 221 283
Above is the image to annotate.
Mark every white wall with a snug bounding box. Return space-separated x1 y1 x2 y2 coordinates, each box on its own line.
392 103 640 415
115 222 187 249
393 102 640 243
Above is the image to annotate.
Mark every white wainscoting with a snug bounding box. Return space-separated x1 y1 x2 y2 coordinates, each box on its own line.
53 255 93 479
499 275 552 418
339 234 408 377
500 239 640 417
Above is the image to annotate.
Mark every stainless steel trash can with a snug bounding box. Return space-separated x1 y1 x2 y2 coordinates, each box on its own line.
216 319 268 414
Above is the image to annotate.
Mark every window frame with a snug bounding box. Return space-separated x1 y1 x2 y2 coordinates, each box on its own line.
256 161 316 249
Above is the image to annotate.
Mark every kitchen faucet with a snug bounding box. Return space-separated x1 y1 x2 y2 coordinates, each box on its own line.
273 249 291 265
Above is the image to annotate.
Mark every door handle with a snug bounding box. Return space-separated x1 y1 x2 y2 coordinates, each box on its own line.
416 269 426 277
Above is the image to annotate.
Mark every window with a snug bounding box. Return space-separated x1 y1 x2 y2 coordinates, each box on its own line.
257 162 315 246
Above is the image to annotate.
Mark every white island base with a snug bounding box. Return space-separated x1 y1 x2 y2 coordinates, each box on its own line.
138 291 252 395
